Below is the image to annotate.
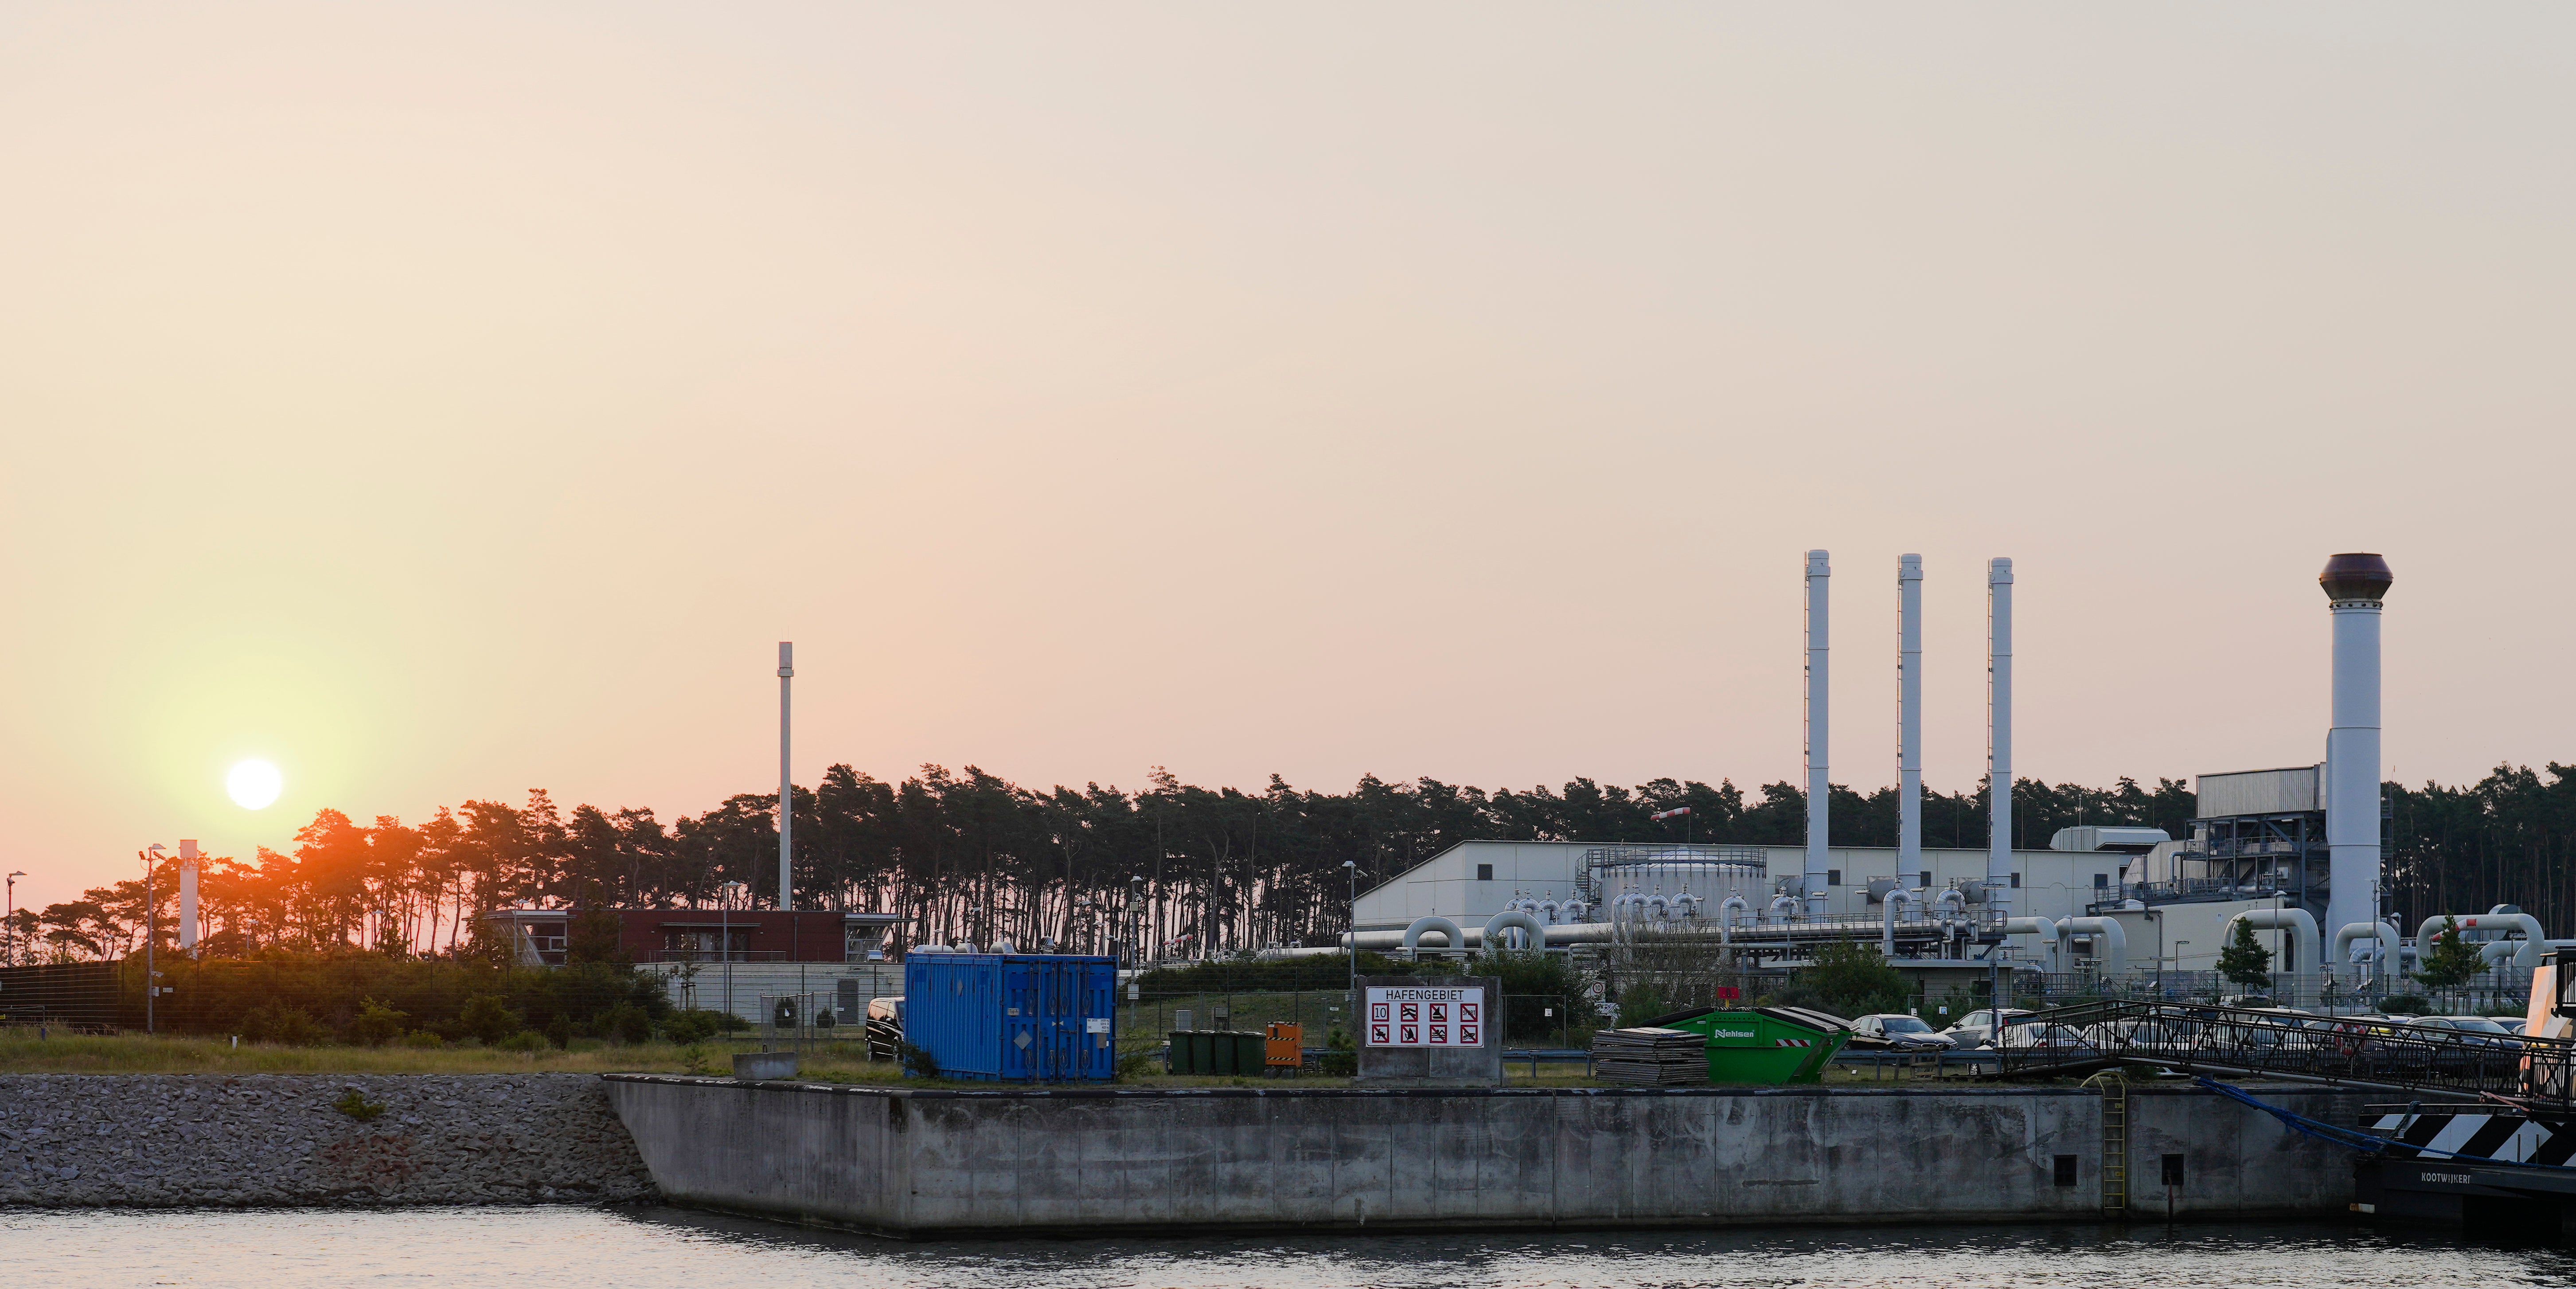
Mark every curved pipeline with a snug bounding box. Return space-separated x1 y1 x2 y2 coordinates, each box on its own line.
1881 887 1918 957
1484 909 1550 954
1720 893 1750 929
2222 908 2322 974
1402 915 1464 956
1769 894 1800 926
2002 917 2062 973
2333 922 2403 977
2054 917 2127 977
1932 888 1968 918
2418 912 2547 972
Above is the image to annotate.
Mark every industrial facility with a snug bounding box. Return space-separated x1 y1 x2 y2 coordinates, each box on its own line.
1333 550 2483 1010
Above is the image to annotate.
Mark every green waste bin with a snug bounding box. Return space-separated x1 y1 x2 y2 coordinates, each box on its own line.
1189 1031 1217 1074
1212 1030 1239 1075
1659 1007 1850 1085
1234 1032 1268 1075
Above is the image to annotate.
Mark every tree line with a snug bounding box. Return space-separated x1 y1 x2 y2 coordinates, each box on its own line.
6 760 2567 965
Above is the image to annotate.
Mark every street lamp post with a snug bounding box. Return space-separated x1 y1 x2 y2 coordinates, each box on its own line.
5 871 22 968
718 880 746 1027
1342 860 1358 1024
143 844 165 1034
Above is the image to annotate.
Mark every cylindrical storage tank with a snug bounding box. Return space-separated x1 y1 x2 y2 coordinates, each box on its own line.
1592 847 1767 914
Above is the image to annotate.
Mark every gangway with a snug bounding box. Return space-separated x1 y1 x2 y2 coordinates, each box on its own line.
1991 999 2567 1106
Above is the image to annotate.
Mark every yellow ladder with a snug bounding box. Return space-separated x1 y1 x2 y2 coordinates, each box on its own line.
2085 1070 2130 1215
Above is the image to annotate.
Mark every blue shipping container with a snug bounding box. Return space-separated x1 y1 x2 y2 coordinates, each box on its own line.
902 953 1118 1082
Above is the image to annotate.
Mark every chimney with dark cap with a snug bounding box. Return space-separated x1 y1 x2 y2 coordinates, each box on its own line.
2322 553 2391 973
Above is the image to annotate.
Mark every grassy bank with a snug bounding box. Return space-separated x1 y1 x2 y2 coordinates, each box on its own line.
0 1031 899 1078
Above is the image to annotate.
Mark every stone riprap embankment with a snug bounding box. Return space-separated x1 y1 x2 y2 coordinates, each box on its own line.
0 1074 655 1207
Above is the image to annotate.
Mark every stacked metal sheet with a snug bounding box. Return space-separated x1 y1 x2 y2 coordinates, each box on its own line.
1591 1027 1708 1085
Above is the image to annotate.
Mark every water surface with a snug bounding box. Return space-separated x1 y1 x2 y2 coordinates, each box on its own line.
4 1208 2571 1288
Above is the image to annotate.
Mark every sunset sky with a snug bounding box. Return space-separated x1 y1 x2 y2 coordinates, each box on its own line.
3 5 2570 910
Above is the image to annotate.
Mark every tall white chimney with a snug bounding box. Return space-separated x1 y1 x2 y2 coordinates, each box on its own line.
2322 553 2391 974
1804 550 1831 919
1986 558 2014 917
778 641 795 913
178 839 199 956
1898 556 1924 889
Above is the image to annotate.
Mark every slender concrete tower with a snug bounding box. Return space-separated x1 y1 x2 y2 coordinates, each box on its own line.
2322 553 2392 972
178 839 199 957
1804 551 1831 919
1987 559 2014 917
1898 556 1924 889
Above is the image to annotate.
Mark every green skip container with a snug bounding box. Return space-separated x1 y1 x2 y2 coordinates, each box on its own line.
1653 1006 1851 1085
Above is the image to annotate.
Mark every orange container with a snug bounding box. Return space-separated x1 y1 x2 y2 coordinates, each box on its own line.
1265 1021 1304 1068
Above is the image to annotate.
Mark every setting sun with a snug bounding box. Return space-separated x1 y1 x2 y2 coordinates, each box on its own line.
226 759 281 810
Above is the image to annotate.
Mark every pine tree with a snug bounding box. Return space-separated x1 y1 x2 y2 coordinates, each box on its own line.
2216 918 2275 990
2413 915 2484 992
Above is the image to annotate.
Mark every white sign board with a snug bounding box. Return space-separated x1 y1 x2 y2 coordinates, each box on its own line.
1363 985 1486 1048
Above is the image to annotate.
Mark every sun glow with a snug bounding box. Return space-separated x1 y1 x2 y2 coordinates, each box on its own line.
226 760 282 810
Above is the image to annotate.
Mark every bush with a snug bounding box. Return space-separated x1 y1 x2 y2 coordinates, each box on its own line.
460 994 524 1046
495 1031 548 1053
396 1031 446 1049
350 997 409 1047
898 1040 941 1079
1615 982 1671 1028
240 1004 324 1047
2378 994 2431 1016
1319 1050 1357 1077
605 1003 653 1045
662 1008 747 1044
1791 938 1910 1019
544 1013 573 1049
332 1088 387 1122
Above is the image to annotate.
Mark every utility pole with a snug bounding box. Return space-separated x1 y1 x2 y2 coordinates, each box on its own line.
1343 859 1358 1010
777 642 794 913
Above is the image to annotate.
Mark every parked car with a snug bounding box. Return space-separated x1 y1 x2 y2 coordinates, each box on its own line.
1941 1008 2036 1049
1992 1022 2092 1055
1849 1014 1957 1051
2423 1015 2523 1050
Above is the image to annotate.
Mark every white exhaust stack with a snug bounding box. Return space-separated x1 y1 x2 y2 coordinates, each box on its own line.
1897 555 1924 890
178 839 199 956
1804 550 1831 919
1986 558 2014 917
2323 553 2392 974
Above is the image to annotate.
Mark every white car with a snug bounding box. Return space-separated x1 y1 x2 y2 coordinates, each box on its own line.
1850 1014 1957 1051
1941 1008 2036 1050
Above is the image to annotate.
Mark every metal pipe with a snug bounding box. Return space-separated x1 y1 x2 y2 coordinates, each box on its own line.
1898 554 1924 890
2417 912 2546 972
2224 907 2324 974
1987 558 2014 918
2054 916 2127 977
1805 549 1831 918
2322 555 2391 961
1770 893 1801 926
1932 887 1967 918
1719 893 1750 929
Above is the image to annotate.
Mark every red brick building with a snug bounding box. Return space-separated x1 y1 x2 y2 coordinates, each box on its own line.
482 908 900 966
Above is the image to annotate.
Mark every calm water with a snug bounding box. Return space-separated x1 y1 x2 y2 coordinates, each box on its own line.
3 1208 2573 1289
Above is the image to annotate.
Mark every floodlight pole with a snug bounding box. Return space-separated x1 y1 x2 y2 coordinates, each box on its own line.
1343 860 1359 1008
4 871 21 968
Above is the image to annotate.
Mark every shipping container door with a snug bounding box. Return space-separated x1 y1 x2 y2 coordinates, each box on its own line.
1081 959 1115 1079
1000 958 1037 1080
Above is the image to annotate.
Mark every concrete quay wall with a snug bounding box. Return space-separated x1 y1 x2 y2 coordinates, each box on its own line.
1 1074 656 1207
605 1077 2367 1238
